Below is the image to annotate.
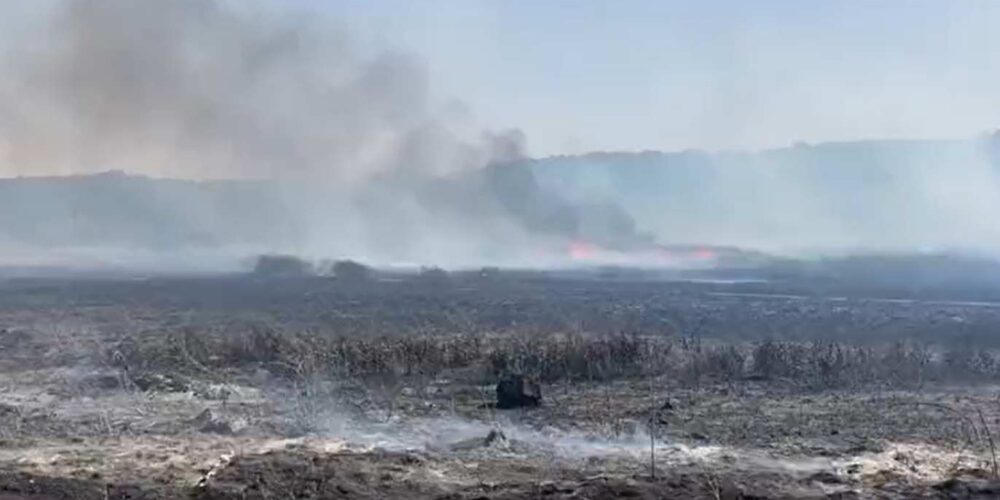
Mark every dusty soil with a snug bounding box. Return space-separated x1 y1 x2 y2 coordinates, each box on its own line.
2 272 1000 498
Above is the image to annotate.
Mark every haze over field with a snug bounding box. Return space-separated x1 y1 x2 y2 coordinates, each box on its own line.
1 0 999 268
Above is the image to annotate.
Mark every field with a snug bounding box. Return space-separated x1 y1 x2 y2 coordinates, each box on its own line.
3 267 1000 499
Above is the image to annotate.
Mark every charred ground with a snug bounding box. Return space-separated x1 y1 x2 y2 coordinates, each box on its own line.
2 265 1000 498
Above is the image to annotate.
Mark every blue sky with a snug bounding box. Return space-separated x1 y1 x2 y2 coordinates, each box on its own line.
313 1 1000 156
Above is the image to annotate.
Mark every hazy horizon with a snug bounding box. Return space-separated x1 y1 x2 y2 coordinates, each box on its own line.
2 1 1000 269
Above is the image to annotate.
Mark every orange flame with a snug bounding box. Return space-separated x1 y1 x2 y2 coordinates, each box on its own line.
693 247 716 260
568 240 600 260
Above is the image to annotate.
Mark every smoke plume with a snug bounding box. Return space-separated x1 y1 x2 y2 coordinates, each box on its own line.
4 1 998 269
1 0 488 179
0 0 645 267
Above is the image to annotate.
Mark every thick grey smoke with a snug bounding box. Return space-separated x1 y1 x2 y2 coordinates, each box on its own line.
0 0 485 179
3 1 998 269
0 0 646 267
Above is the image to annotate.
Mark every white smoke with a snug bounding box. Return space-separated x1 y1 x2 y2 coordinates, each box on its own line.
0 0 651 267
0 0 501 180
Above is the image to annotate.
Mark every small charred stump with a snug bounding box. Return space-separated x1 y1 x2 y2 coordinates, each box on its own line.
496 374 541 409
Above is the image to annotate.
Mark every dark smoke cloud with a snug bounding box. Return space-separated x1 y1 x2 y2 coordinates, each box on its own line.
479 161 650 249
0 0 645 267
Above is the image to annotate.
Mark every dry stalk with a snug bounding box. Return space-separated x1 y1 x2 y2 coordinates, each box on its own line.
647 344 657 480
887 401 980 446
976 406 998 479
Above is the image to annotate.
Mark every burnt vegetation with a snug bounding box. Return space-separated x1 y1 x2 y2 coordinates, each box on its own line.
6 265 1000 498
70 263 1000 395
109 325 1000 394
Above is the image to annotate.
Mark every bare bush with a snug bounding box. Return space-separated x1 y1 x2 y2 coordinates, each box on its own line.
943 345 1000 381
252 255 312 276
487 333 671 382
110 324 1000 399
684 344 745 384
332 260 374 283
416 266 451 288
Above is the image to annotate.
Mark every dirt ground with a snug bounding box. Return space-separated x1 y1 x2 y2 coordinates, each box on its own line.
3 272 1000 499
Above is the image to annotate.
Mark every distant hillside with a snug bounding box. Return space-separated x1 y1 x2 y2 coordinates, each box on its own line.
2 136 1000 266
526 135 1000 251
0 170 297 250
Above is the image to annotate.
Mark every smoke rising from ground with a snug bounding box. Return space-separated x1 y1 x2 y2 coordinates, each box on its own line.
0 0 648 267
0 0 483 180
1 1 1000 268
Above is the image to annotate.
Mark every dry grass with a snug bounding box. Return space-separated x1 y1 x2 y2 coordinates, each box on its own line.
107 326 1000 395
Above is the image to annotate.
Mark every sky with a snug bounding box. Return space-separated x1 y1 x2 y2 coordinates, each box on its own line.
314 0 1000 156
1 0 1000 262
1 0 998 160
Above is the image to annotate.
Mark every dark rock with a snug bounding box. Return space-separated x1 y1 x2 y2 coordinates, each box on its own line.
496 374 541 409
689 432 709 441
933 477 1000 498
806 471 845 485
658 399 678 424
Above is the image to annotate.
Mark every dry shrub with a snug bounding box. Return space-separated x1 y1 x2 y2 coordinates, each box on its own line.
879 341 933 387
748 339 938 390
110 324 1000 395
252 255 312 276
331 260 373 283
487 333 679 382
415 267 451 288
683 344 746 384
943 345 1000 381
